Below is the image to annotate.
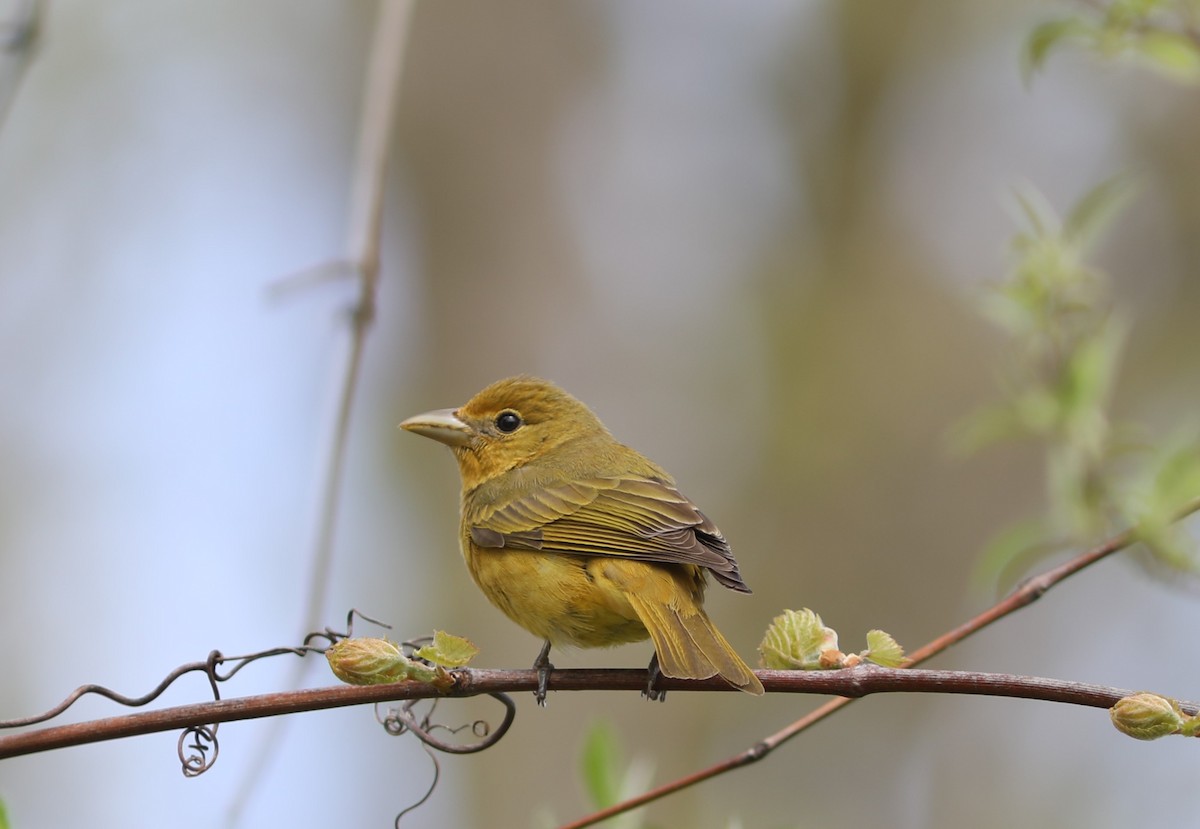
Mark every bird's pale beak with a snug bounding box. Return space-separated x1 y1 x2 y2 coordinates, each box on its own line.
399 408 473 447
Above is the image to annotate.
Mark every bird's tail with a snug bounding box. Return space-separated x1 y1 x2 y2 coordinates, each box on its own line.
627 593 765 695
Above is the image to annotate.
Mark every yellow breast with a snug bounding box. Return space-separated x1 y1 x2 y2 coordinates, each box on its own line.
462 539 650 648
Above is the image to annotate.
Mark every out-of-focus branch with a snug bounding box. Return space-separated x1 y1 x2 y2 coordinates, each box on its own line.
304 0 415 659
0 0 40 132
231 1 416 819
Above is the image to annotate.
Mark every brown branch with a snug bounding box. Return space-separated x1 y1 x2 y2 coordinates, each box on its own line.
560 495 1200 829
3 665 1189 763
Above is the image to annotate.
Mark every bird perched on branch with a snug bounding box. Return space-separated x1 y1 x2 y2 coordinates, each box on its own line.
401 376 764 703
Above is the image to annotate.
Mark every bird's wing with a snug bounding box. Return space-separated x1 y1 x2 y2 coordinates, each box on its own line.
469 476 750 593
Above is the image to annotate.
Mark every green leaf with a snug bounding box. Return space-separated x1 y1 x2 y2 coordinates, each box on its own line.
1127 435 1200 570
0 797 8 829
863 630 906 668
1022 17 1092 83
1150 440 1200 510
1063 175 1135 250
1058 322 1125 437
414 630 480 667
1134 30 1200 82
580 721 622 809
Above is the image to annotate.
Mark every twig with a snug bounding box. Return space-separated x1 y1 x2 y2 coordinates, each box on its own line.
0 0 40 133
559 495 1200 829
3 665 1189 762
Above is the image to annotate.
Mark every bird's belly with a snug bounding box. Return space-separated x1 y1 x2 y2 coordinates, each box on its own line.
464 547 650 648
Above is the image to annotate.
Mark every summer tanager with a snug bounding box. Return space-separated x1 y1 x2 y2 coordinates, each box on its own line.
401 376 764 702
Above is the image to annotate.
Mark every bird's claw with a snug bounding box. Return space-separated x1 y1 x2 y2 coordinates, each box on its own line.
535 661 554 706
533 640 554 706
642 653 667 702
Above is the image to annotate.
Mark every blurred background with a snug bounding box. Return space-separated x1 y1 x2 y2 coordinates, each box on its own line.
2 0 1199 827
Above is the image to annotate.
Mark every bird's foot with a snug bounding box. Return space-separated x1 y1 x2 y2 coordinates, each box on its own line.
533 640 554 707
642 652 667 702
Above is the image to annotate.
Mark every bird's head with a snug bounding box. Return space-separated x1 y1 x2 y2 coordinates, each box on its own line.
400 376 610 489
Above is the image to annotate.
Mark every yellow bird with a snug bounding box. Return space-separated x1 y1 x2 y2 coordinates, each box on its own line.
401 376 764 703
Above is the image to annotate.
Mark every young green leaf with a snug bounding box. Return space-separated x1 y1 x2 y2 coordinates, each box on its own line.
863 630 906 668
414 630 480 667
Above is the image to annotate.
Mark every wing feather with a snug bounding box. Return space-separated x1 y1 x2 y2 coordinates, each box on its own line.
470 476 750 593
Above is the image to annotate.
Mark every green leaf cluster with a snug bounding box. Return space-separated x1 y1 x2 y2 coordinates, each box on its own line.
759 609 905 670
325 637 437 685
325 630 479 687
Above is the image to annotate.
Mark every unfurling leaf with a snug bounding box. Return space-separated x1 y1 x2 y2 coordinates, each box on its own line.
1110 692 1186 740
414 630 480 667
326 637 421 685
863 630 906 668
759 609 840 670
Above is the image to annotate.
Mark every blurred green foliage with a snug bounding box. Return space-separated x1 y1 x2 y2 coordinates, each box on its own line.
1025 0 1200 83
578 721 656 829
580 720 623 814
959 177 1200 587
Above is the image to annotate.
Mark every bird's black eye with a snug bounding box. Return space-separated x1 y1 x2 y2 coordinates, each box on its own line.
495 410 522 433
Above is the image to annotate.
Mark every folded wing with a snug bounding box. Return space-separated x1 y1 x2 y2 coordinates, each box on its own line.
469 476 750 593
